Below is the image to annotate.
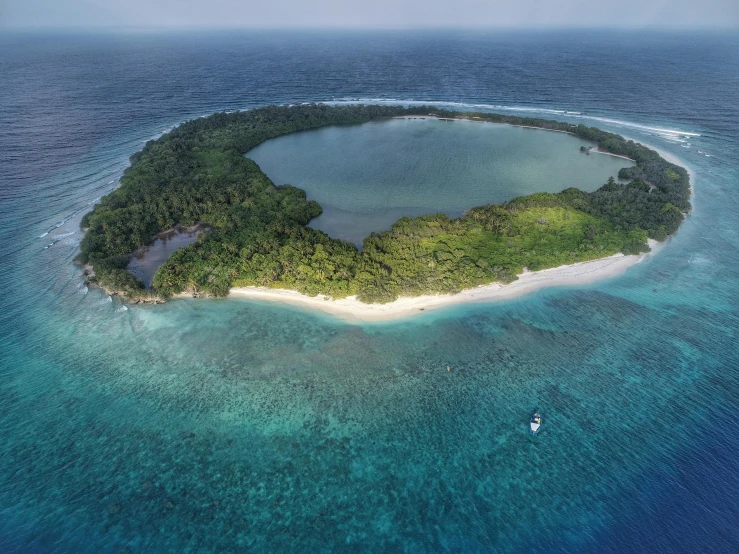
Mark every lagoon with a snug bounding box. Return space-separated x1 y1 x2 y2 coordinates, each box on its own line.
248 118 633 245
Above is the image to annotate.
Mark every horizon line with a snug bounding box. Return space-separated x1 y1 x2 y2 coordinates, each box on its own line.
2 23 739 32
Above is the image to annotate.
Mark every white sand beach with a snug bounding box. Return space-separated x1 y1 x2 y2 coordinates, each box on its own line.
229 239 661 323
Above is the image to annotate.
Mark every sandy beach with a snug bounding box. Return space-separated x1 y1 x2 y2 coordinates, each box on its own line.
229 239 660 322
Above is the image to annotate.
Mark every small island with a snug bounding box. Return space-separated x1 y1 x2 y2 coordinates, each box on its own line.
78 104 691 310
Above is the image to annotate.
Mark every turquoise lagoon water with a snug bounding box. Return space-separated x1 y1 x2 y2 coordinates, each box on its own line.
248 118 632 244
1 31 738 552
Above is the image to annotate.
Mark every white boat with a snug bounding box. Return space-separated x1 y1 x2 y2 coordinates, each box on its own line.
530 410 542 435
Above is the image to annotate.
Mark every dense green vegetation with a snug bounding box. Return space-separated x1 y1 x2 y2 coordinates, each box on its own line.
78 104 690 303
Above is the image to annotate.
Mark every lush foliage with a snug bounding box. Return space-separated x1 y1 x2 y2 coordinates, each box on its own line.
78 104 690 303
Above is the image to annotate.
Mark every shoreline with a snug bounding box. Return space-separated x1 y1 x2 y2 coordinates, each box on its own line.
592 147 635 162
224 240 660 323
393 114 574 134
394 115 636 160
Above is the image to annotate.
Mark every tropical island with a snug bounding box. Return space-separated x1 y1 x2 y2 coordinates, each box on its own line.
78 104 691 310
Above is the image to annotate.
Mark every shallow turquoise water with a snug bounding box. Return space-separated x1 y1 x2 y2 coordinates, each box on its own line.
5 239 737 551
1 31 738 552
248 118 632 244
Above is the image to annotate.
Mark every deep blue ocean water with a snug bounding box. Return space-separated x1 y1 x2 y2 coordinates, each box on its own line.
1 30 738 552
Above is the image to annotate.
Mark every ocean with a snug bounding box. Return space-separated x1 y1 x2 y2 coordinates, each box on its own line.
0 29 738 552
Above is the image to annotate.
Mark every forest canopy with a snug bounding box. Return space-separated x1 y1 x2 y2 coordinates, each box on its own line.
78 104 690 303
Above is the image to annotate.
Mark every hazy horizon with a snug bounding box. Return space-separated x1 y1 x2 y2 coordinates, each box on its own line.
2 0 737 30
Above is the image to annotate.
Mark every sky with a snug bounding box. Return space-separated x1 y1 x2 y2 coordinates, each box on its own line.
1 0 738 29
